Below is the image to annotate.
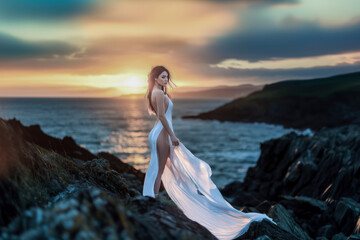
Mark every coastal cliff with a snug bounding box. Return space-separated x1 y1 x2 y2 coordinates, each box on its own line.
182 71 360 131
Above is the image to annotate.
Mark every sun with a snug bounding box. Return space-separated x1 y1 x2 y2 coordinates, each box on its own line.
76 73 147 95
120 74 147 94
124 76 143 88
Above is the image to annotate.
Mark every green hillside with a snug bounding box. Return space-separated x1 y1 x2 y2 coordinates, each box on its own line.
247 71 360 99
182 71 360 131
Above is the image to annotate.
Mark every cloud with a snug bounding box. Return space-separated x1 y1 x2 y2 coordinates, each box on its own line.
0 85 119 97
0 32 80 59
0 0 98 21
0 0 358 92
192 19 360 63
172 54 360 85
0 34 192 74
230 62 360 82
210 51 360 70
77 0 236 41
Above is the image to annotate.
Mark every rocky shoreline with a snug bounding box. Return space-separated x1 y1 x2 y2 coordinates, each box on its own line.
221 124 360 239
0 118 214 239
0 117 359 239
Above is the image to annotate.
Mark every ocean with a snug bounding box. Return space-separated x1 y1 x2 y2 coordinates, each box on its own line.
0 97 311 188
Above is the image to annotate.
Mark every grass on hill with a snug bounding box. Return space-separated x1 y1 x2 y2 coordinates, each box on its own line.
246 71 360 100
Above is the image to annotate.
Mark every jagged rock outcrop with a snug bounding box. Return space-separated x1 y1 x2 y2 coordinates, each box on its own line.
221 124 360 239
0 118 213 239
1 186 217 240
5 118 97 161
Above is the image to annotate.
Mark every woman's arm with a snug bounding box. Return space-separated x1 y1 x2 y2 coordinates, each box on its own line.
154 91 176 138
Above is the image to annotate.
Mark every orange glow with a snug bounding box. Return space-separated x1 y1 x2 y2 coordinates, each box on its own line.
0 0 359 97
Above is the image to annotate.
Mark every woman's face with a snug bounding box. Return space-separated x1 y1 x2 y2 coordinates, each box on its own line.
155 71 169 86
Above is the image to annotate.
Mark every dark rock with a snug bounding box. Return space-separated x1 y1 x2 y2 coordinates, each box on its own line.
267 204 312 240
97 152 145 182
348 234 360 240
6 118 97 161
82 158 132 199
317 225 337 239
256 200 273 214
232 189 265 207
223 124 360 239
235 218 301 240
352 218 360 236
230 125 360 203
220 180 242 197
1 187 216 240
332 232 347 240
255 235 272 240
334 198 360 235
279 195 327 219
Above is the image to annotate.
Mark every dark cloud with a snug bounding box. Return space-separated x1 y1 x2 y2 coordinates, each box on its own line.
0 32 79 59
0 0 97 20
191 19 360 63
174 56 360 85
217 62 360 84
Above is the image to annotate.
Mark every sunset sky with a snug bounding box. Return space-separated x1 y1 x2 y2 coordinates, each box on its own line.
0 0 359 97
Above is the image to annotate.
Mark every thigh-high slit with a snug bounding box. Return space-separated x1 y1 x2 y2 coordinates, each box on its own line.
154 127 170 194
143 98 173 198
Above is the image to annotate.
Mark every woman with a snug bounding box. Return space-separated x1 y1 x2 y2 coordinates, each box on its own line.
142 65 277 240
143 65 179 198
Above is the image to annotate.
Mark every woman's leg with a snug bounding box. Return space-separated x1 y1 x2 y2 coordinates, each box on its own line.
154 127 170 195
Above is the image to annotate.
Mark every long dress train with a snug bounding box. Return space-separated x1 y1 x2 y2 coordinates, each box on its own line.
142 95 277 240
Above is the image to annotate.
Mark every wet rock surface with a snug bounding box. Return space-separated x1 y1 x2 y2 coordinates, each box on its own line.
222 124 360 239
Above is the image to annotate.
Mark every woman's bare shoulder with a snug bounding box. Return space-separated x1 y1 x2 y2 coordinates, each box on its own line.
152 88 164 94
152 89 165 98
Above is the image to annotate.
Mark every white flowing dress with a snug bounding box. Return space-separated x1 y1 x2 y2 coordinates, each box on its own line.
142 95 277 240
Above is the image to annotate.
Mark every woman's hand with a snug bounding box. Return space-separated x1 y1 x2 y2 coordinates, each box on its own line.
170 135 180 146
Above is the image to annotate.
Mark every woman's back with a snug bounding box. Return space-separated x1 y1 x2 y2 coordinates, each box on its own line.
151 89 169 125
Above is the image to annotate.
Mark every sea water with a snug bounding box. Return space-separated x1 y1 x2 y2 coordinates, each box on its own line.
0 97 311 187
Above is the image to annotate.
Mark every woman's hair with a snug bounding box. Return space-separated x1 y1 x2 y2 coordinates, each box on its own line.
145 65 176 116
